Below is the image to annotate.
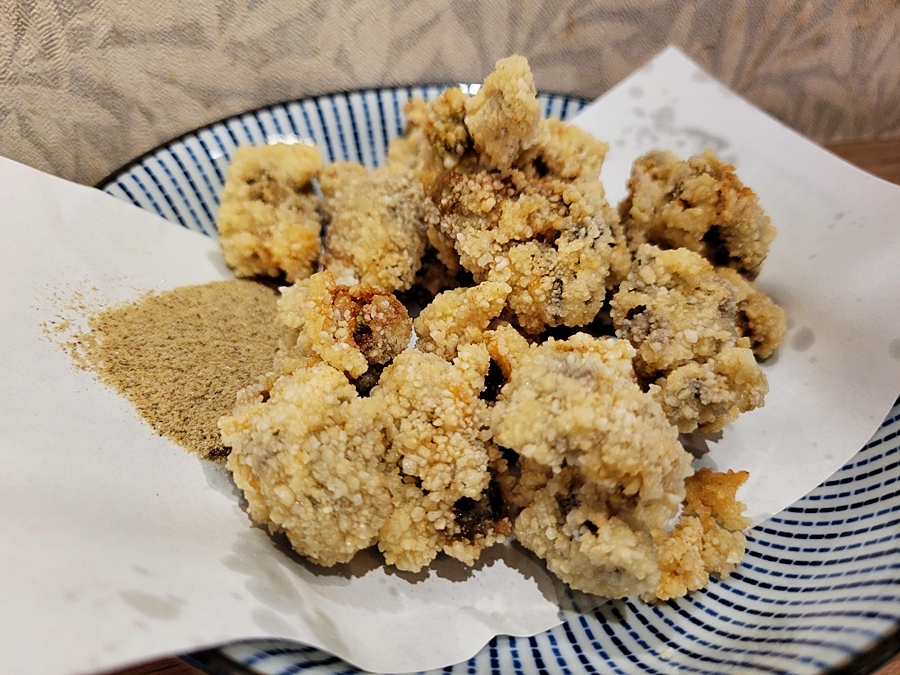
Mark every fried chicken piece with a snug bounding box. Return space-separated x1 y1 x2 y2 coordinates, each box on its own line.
611 245 769 432
430 170 620 333
224 287 511 573
418 87 476 174
620 150 776 279
514 466 662 598
483 322 533 379
388 89 481 183
514 119 631 284
649 468 750 601
374 345 511 571
387 57 622 299
610 244 739 379
413 281 510 360
392 59 611 189
492 333 693 597
516 118 608 182
715 266 787 360
221 362 392 567
651 346 769 433
386 98 434 176
464 55 541 171
319 163 431 293
493 334 693 530
496 453 552 512
276 271 411 379
217 143 323 282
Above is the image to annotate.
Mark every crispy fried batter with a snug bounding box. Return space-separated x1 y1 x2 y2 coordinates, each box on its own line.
493 334 692 528
388 90 481 183
511 119 632 285
276 271 412 379
413 281 510 360
649 468 750 601
387 98 435 176
222 279 510 572
483 322 533 379
217 55 775 600
611 245 769 432
620 150 776 279
496 453 552 512
320 163 430 292
217 143 323 282
464 55 541 171
516 118 608 182
493 333 694 597
429 170 619 333
514 466 662 598
610 244 739 378
715 266 787 360
651 346 769 433
221 363 392 567
375 345 511 571
420 87 474 173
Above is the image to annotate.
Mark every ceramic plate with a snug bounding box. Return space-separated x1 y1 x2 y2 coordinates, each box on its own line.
99 88 900 675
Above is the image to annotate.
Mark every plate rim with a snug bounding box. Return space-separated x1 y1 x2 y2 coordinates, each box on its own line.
94 83 589 190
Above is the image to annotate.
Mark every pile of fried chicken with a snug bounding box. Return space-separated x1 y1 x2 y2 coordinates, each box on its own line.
216 55 786 601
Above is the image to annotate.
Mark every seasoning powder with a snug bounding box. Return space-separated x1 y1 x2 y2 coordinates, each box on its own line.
78 279 279 460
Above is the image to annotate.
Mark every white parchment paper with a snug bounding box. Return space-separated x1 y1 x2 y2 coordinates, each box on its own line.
2 47 899 675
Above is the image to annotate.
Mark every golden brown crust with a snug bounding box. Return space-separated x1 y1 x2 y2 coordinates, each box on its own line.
217 144 323 282
464 55 541 171
492 333 694 597
482 322 533 379
715 266 787 360
215 55 776 599
413 281 510 360
515 117 608 182
514 466 662 598
225 271 510 573
320 163 430 293
610 244 740 378
651 346 769 434
611 245 769 432
387 91 482 183
222 363 392 567
493 334 693 527
276 271 412 379
620 149 776 279
375 346 511 571
429 170 620 333
386 99 434 176
649 468 750 601
422 87 473 172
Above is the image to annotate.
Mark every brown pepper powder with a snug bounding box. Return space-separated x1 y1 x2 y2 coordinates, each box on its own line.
77 279 279 460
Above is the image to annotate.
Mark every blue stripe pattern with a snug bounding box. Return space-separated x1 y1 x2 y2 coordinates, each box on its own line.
100 89 900 675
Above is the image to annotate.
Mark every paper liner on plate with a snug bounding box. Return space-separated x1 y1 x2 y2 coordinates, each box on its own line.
2 46 899 675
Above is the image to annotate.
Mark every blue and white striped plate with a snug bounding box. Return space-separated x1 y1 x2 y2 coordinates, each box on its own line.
99 89 900 675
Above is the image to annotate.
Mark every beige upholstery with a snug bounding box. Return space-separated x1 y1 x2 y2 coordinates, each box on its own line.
2 0 898 185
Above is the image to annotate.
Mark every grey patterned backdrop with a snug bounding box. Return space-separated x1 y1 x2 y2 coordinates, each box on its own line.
2 0 898 185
